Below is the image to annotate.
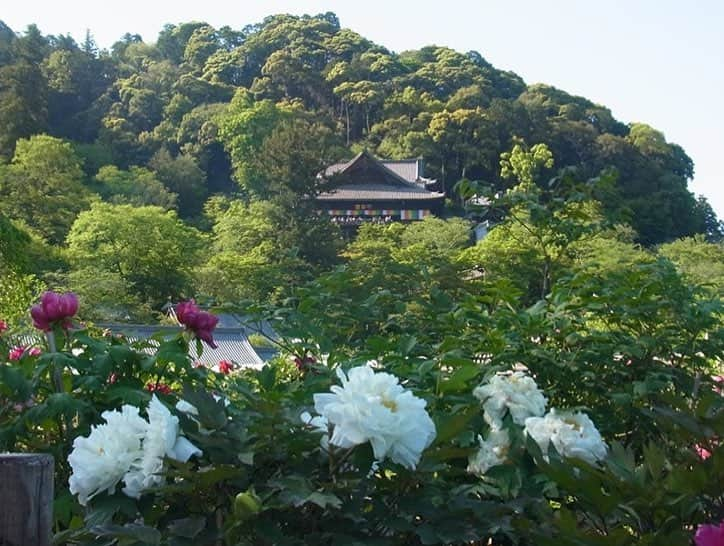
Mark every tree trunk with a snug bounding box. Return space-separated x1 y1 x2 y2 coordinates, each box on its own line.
0 454 54 546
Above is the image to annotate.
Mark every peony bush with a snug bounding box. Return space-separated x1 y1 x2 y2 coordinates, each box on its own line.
0 277 722 545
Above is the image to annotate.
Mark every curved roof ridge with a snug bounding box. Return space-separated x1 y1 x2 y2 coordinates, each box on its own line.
338 150 423 189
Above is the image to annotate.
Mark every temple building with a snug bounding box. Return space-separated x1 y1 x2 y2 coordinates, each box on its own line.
317 151 445 226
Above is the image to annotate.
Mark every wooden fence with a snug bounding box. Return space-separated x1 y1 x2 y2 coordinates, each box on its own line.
0 454 54 546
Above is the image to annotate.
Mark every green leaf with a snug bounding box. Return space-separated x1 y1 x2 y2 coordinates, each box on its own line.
0 365 32 400
398 335 417 356
180 384 227 430
167 517 206 538
303 491 342 510
438 363 481 393
91 523 161 545
434 406 479 444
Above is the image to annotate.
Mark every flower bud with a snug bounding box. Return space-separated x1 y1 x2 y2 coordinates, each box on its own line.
234 491 261 520
30 291 79 331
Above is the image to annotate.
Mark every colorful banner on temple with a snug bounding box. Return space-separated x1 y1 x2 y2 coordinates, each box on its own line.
326 209 431 219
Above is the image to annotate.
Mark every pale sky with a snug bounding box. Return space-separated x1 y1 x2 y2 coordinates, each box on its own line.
4 0 723 216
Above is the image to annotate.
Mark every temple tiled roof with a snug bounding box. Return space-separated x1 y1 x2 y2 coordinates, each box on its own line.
319 151 444 202
96 324 267 369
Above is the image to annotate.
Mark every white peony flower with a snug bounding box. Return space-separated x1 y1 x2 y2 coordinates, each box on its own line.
312 364 436 469
467 427 511 476
300 411 330 450
473 372 547 428
524 409 608 465
68 405 147 506
175 399 199 416
123 395 202 498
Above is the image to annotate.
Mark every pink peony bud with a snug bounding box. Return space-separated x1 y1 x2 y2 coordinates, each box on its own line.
0 319 7 333
695 521 724 546
31 291 78 331
30 305 51 331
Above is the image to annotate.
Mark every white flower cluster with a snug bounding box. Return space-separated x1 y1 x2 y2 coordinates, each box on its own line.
467 428 511 476
523 409 608 465
68 395 201 506
469 372 607 475
473 371 547 428
306 364 436 470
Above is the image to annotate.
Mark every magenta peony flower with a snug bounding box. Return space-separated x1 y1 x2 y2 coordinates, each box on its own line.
695 522 724 546
30 291 79 331
175 300 218 348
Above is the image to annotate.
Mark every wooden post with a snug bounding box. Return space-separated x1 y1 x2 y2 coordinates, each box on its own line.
0 454 54 546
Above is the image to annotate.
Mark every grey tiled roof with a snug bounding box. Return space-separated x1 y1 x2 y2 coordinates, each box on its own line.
382 160 420 183
190 330 265 369
10 327 271 373
326 158 423 184
96 324 267 369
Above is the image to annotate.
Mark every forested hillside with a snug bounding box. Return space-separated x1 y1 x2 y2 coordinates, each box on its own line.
1 12 721 320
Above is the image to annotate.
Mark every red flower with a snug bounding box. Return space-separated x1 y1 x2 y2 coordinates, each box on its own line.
8 346 25 361
30 291 78 331
695 444 712 461
218 360 234 374
695 521 724 546
8 346 41 361
175 300 219 348
146 382 173 395
0 320 7 333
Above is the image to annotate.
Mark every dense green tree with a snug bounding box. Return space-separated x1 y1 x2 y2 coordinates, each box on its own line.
0 25 49 159
148 149 206 217
459 144 614 302
0 134 92 243
217 89 290 197
197 200 311 303
0 212 44 323
66 203 203 310
94 164 177 209
658 235 724 297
